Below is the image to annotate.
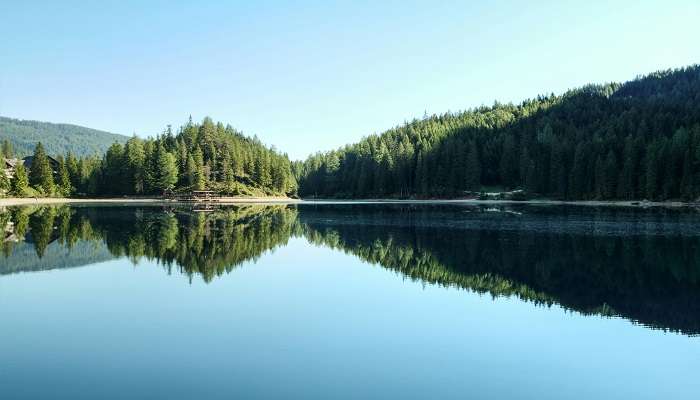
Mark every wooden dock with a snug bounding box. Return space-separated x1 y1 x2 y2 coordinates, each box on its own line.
164 190 222 203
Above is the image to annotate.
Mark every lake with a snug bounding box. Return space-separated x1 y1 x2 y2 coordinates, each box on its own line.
1 203 699 399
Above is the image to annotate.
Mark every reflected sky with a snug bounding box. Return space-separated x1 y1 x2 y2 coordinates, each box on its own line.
1 204 699 399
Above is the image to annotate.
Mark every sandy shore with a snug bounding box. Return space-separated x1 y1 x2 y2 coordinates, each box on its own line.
0 197 695 208
0 197 301 207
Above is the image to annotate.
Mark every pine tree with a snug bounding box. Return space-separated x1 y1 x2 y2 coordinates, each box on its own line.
191 146 206 190
153 145 178 191
569 143 588 199
125 137 146 194
415 151 427 195
57 157 73 196
102 143 127 194
680 150 694 200
645 145 658 200
499 134 518 188
618 137 637 199
11 164 29 196
549 138 567 198
464 141 481 191
65 153 80 192
603 150 618 199
29 142 55 195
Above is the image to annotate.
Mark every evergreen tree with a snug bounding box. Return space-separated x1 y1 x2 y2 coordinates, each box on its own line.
549 138 568 198
57 157 73 196
603 150 618 199
29 142 55 195
125 137 146 194
191 146 205 190
645 145 659 200
102 142 127 194
153 145 178 191
499 134 518 188
464 141 481 191
65 153 80 192
11 164 29 196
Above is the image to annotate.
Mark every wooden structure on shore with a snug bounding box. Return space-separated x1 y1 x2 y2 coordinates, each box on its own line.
164 190 222 203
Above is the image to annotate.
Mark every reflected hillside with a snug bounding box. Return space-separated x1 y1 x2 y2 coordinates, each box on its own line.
71 205 298 282
1 206 116 274
1 205 298 282
2 203 700 335
299 204 700 336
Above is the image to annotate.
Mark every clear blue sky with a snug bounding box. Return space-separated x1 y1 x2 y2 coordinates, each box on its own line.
1 0 699 160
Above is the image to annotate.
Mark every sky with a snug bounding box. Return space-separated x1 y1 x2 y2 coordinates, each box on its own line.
1 1 699 160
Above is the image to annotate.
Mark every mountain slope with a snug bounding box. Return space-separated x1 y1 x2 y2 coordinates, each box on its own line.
0 116 129 157
297 65 700 201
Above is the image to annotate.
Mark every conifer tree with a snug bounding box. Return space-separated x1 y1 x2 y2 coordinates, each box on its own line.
29 142 54 195
57 157 73 196
464 141 481 191
11 164 29 196
153 145 178 191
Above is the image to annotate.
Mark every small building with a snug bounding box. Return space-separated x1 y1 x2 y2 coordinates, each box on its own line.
21 155 60 173
3 158 18 180
3 156 60 180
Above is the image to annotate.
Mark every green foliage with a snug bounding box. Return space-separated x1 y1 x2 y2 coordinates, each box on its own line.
11 164 29 196
77 117 296 196
297 65 700 201
29 142 55 195
0 162 9 196
2 139 13 158
124 137 146 194
57 157 72 196
153 144 178 191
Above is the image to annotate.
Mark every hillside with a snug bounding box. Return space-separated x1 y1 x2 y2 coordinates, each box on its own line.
0 116 128 157
297 65 700 201
64 117 296 197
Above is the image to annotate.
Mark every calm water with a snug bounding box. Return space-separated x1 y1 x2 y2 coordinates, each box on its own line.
1 203 699 399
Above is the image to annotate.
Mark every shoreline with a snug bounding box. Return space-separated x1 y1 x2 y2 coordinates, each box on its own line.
0 197 696 208
0 197 301 207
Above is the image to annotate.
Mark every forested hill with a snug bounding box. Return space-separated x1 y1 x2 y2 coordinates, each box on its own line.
0 116 129 157
2 116 297 198
59 117 296 198
297 65 700 201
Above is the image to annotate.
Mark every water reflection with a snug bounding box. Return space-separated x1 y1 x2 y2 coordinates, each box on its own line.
2 203 700 336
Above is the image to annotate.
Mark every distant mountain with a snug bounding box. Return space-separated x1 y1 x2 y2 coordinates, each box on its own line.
0 116 129 157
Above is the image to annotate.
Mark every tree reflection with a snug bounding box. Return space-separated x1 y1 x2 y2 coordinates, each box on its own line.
2 203 700 335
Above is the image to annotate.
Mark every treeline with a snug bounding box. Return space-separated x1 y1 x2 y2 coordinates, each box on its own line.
0 141 63 197
3 117 297 197
297 65 700 200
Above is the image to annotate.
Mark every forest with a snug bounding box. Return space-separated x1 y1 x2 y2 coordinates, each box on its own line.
3 65 700 201
297 65 700 200
1 117 296 197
